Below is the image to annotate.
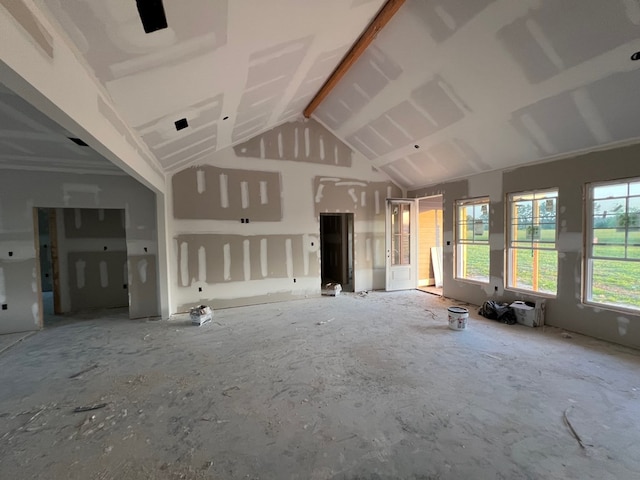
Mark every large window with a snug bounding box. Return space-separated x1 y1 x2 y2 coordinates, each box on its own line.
507 189 558 295
586 179 640 311
455 198 489 282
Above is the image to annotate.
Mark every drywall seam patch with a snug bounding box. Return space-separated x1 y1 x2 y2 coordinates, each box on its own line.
260 238 268 277
223 243 231 281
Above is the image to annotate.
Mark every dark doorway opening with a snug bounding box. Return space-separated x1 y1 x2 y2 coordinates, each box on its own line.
319 213 354 292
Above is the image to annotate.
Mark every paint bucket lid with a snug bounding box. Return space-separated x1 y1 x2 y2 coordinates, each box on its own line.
447 307 468 314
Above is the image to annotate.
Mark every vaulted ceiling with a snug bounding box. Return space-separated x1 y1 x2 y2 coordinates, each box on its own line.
3 0 640 190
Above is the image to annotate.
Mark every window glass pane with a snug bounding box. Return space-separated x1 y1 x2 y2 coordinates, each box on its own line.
459 222 472 241
630 181 640 196
593 245 626 258
593 228 625 245
593 183 628 199
590 259 640 309
392 205 400 235
627 246 640 260
474 221 489 241
628 229 640 246
508 248 557 294
392 234 400 265
594 198 625 221
457 244 489 282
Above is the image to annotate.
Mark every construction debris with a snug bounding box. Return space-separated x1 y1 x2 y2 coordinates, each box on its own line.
73 403 107 413
190 305 213 326
69 364 98 379
321 283 342 296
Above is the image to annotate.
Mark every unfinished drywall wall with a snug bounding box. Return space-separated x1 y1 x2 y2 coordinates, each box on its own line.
169 119 399 311
60 208 128 311
0 170 160 334
409 143 640 349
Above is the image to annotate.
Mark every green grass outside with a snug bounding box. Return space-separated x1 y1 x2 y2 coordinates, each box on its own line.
460 227 640 309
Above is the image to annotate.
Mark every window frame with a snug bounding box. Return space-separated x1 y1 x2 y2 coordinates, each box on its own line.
506 188 559 296
454 197 490 284
584 177 640 313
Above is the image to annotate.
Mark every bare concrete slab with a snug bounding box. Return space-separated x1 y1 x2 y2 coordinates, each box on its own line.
0 291 639 479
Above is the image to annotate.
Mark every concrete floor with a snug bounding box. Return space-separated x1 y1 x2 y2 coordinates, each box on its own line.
1 291 639 479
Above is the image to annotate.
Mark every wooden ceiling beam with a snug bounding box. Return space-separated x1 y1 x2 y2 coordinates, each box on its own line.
303 0 406 119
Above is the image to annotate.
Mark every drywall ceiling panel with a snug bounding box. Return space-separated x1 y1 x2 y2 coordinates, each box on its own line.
498 0 639 84
0 82 122 174
315 44 403 130
16 0 640 188
588 69 640 143
35 0 387 171
314 0 640 189
279 46 349 121
410 0 497 43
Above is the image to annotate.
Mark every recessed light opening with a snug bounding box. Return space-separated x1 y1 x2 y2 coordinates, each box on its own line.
175 118 189 131
68 137 88 146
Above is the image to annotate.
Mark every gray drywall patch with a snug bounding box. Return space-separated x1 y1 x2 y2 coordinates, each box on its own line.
315 45 403 130
172 165 282 221
234 119 352 167
497 0 639 83
313 177 402 220
409 0 496 43
584 69 640 143
1 0 54 58
280 46 348 121
410 76 466 128
63 208 126 238
68 251 128 310
347 76 467 160
175 234 319 286
512 90 600 156
232 36 313 142
128 255 158 318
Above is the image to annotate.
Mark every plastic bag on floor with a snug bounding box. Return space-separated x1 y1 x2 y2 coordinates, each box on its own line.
478 300 516 325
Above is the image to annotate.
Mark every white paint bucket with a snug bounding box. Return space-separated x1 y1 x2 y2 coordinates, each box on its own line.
448 307 468 331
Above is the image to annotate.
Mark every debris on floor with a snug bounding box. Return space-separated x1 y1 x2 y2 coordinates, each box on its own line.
73 403 107 413
68 363 98 379
190 305 213 326
563 405 592 449
321 283 342 296
316 318 334 326
562 332 573 339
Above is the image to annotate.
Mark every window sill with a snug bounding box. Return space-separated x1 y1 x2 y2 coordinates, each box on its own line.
584 300 640 316
505 287 557 299
455 277 490 287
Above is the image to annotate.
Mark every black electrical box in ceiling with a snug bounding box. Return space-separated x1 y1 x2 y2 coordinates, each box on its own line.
136 0 168 34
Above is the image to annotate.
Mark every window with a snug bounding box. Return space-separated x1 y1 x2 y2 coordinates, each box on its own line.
455 198 489 282
507 189 558 294
586 179 640 311
391 202 411 265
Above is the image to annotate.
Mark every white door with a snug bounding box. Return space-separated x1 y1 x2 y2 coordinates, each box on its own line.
386 198 418 291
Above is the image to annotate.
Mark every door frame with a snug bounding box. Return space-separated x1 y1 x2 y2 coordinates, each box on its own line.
319 212 355 292
385 198 418 291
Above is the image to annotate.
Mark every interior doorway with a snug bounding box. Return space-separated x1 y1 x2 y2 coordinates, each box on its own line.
319 213 354 292
34 207 129 326
417 195 443 296
36 208 62 324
